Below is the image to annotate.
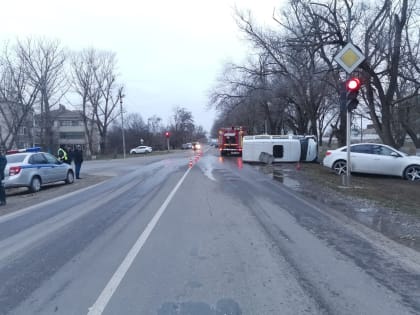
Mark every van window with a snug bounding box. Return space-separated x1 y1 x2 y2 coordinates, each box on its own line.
273 145 284 158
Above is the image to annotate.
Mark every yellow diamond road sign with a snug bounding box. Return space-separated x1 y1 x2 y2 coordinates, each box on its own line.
334 43 365 74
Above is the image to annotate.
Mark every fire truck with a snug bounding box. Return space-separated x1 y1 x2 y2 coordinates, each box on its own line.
218 126 246 156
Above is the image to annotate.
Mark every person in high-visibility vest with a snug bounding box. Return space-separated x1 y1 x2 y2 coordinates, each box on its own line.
57 145 70 164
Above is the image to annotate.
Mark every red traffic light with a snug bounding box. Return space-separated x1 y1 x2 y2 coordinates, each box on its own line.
346 77 361 112
165 131 170 138
346 78 361 91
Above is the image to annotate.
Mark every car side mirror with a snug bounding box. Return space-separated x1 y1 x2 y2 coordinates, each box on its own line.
390 152 400 158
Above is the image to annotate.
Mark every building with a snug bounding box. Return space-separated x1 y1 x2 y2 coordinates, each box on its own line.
0 101 34 149
37 105 100 156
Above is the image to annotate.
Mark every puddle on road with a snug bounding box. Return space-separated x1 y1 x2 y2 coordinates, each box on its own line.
352 207 379 226
255 163 420 251
256 165 301 190
272 168 301 189
197 156 217 182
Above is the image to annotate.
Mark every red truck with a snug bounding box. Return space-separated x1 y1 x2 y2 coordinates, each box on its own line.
218 126 246 156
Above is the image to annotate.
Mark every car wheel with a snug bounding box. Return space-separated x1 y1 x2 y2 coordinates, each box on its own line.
403 165 420 181
332 160 347 175
29 176 42 193
65 170 75 184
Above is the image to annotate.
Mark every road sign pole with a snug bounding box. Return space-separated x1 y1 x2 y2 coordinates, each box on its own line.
346 109 351 185
334 43 365 187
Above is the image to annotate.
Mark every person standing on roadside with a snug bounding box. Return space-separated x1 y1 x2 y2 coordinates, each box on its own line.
57 144 70 164
73 145 84 179
67 146 74 165
0 146 7 206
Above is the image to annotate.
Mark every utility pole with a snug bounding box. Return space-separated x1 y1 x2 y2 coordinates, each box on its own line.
119 90 126 159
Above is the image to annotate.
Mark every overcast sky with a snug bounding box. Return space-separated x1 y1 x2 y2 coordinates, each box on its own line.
1 0 284 133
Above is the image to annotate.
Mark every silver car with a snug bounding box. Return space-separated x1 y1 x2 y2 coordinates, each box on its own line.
4 149 75 192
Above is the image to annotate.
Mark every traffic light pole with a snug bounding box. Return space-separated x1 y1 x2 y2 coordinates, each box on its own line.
345 109 351 185
344 78 361 186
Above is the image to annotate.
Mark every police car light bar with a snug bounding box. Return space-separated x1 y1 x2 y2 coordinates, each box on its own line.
6 147 41 155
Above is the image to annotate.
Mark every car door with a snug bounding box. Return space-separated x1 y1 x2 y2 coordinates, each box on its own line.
368 145 404 176
43 153 67 182
28 153 51 183
349 144 374 173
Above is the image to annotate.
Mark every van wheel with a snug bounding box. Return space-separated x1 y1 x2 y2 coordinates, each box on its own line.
29 176 42 193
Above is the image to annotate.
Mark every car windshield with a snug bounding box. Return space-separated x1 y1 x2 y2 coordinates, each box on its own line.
44 153 60 164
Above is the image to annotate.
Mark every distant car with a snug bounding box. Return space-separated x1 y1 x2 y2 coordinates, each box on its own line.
323 143 420 181
129 146 152 154
192 142 201 151
182 143 192 150
4 148 75 192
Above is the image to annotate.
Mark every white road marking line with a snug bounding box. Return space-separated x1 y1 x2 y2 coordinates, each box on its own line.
87 167 191 315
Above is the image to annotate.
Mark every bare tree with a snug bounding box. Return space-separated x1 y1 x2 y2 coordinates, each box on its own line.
70 48 99 156
107 113 148 153
147 115 163 134
209 57 274 134
0 43 40 149
90 51 123 154
212 8 336 142
72 49 123 154
170 106 195 146
15 37 68 152
278 0 420 149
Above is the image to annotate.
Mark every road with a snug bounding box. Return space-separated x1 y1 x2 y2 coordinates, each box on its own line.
1 147 420 315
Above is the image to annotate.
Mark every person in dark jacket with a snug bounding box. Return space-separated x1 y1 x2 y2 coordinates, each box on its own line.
0 146 7 206
73 145 84 179
67 146 74 165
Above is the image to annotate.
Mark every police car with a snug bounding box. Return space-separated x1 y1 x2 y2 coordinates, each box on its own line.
4 147 74 192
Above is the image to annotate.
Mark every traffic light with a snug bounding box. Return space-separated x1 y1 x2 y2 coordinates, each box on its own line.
165 131 170 138
346 77 361 112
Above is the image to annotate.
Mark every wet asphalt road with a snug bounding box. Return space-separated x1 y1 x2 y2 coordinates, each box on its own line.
1 148 420 314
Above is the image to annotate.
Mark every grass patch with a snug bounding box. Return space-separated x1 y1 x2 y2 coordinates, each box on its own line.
298 163 420 216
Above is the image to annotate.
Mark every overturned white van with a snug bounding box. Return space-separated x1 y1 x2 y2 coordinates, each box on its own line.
242 135 318 163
